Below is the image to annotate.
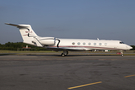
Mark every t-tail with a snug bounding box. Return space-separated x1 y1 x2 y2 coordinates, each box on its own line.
5 23 43 47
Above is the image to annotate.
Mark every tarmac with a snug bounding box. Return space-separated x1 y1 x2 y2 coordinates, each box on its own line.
0 54 135 90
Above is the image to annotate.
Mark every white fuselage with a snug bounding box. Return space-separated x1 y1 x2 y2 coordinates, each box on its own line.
46 38 132 51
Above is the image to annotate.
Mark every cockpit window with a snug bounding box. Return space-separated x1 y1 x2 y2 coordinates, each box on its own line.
120 42 124 44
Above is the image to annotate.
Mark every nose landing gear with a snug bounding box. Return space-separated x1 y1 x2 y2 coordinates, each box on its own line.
120 50 124 56
119 50 123 56
117 50 124 56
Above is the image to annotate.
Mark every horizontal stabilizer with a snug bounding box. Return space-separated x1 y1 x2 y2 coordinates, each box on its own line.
5 23 20 27
5 23 30 28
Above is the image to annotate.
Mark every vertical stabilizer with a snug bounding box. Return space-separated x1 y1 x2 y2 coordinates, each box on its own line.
5 23 42 47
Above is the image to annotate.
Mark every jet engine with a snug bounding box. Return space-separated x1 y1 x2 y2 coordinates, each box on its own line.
37 37 55 45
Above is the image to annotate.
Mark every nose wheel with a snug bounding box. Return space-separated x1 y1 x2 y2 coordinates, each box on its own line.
120 50 124 56
61 50 68 56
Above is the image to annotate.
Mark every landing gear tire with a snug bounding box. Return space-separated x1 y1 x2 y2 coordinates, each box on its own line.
61 51 68 56
61 53 65 57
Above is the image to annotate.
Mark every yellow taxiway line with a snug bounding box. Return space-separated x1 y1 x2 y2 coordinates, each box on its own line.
68 81 102 89
125 74 135 78
68 74 135 89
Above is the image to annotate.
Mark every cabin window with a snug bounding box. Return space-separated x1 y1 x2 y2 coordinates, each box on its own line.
94 43 96 45
77 42 80 45
104 43 107 46
72 42 75 45
120 42 124 44
83 43 86 45
88 43 91 45
99 43 102 46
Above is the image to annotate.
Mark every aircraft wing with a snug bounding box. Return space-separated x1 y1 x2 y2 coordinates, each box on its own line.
46 46 92 51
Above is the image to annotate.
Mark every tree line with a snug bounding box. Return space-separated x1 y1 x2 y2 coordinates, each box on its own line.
0 42 135 51
0 42 47 51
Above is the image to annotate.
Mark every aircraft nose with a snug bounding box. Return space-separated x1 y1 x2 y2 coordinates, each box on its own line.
127 46 133 50
129 46 133 49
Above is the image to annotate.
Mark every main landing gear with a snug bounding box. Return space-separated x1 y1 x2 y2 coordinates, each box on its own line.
61 50 68 56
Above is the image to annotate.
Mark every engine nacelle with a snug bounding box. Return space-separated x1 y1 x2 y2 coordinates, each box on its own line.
37 37 55 45
40 40 55 45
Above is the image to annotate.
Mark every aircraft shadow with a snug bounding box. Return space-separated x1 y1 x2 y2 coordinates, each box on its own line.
0 53 121 57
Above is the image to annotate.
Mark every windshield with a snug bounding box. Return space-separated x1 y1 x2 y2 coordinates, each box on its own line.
120 42 124 44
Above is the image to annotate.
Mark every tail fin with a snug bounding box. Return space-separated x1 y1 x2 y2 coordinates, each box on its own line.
5 23 42 47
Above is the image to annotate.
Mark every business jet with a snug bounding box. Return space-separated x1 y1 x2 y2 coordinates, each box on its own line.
5 23 132 56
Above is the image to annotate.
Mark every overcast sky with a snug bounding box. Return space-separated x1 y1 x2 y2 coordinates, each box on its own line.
0 0 135 45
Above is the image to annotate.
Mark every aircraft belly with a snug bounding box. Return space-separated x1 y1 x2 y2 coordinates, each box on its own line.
46 45 92 51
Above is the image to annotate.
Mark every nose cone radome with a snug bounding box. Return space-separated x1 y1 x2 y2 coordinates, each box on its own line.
127 46 133 50
129 46 133 50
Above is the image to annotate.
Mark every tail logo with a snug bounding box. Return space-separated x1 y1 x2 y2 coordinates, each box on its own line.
23 31 33 36
25 31 32 33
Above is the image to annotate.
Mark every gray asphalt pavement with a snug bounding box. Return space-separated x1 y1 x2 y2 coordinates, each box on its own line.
0 55 135 90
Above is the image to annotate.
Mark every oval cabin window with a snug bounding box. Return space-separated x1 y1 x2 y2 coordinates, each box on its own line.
77 42 80 45
72 42 75 45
